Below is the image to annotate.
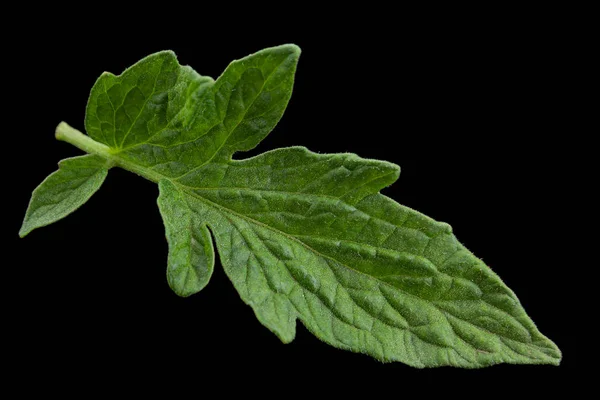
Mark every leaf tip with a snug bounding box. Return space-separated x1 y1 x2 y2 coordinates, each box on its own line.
535 352 562 367
513 335 562 367
167 274 208 298
547 342 563 366
273 326 296 345
18 223 31 238
170 287 194 298
283 43 301 54
267 43 301 59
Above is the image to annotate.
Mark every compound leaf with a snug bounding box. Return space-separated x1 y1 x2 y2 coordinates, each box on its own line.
20 45 561 368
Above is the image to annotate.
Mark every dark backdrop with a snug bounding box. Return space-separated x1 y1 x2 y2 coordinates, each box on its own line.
6 6 583 394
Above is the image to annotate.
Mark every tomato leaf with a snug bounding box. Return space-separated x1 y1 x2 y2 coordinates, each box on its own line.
20 45 561 368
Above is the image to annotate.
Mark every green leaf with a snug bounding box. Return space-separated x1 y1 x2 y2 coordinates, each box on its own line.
19 155 109 237
21 44 561 368
157 178 214 297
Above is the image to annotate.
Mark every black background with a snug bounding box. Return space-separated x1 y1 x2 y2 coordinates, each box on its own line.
6 5 585 394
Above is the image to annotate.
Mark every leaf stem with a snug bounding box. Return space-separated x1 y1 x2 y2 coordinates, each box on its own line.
55 122 113 158
55 122 164 183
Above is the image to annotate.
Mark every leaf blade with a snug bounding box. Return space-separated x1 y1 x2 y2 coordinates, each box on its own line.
85 45 301 181
158 180 215 297
169 145 561 367
209 44 301 161
85 50 214 151
19 155 109 237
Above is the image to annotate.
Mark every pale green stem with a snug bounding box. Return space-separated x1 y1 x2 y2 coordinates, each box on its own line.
55 122 112 158
55 122 164 183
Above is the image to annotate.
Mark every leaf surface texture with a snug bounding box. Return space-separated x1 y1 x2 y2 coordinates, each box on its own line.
21 45 561 367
